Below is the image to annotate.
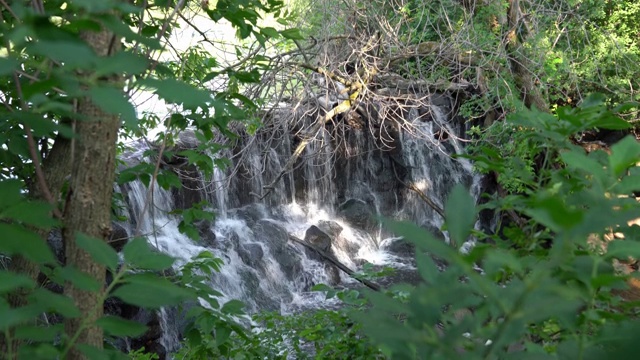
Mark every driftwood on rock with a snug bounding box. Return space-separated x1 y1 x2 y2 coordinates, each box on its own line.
288 234 381 292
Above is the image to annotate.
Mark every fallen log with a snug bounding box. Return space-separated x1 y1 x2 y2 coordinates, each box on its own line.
288 234 381 292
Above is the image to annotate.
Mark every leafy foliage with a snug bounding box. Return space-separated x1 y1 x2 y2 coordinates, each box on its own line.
349 97 640 359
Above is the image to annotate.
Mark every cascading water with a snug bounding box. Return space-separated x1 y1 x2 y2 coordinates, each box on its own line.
117 100 484 355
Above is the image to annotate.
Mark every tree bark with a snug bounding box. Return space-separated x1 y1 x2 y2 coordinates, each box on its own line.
61 20 122 359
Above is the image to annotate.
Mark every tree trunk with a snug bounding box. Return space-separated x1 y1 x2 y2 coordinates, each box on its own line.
61 21 122 359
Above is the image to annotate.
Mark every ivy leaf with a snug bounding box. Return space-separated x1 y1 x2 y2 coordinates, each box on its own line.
96 316 148 337
123 238 175 271
75 232 119 271
88 86 138 131
444 184 476 246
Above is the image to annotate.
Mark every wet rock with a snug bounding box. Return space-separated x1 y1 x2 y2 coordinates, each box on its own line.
229 204 268 228
325 263 341 285
317 220 343 238
304 225 332 252
109 222 129 252
338 198 376 230
194 219 216 247
255 220 302 281
385 238 415 258
238 243 264 267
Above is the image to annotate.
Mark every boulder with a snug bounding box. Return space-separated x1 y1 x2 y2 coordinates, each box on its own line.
317 220 343 238
338 198 376 230
304 225 332 252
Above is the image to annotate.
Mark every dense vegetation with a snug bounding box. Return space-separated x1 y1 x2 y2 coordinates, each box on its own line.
1 0 639 359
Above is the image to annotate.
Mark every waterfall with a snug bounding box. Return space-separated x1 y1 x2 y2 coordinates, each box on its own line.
117 102 483 355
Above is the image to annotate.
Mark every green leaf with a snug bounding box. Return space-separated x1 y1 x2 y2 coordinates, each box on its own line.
75 232 119 271
88 86 137 130
28 40 97 69
260 27 280 38
0 223 56 264
14 324 63 342
16 343 61 360
0 306 44 331
97 316 148 337
221 299 245 315
280 28 304 40
444 184 476 246
416 252 438 283
112 273 193 308
604 240 640 259
2 200 58 229
55 266 102 292
609 136 640 177
592 114 630 130
0 270 36 293
95 51 148 77
0 57 19 76
138 78 212 109
561 150 607 185
524 196 583 232
156 170 182 190
0 179 25 209
29 288 81 318
123 238 175 271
